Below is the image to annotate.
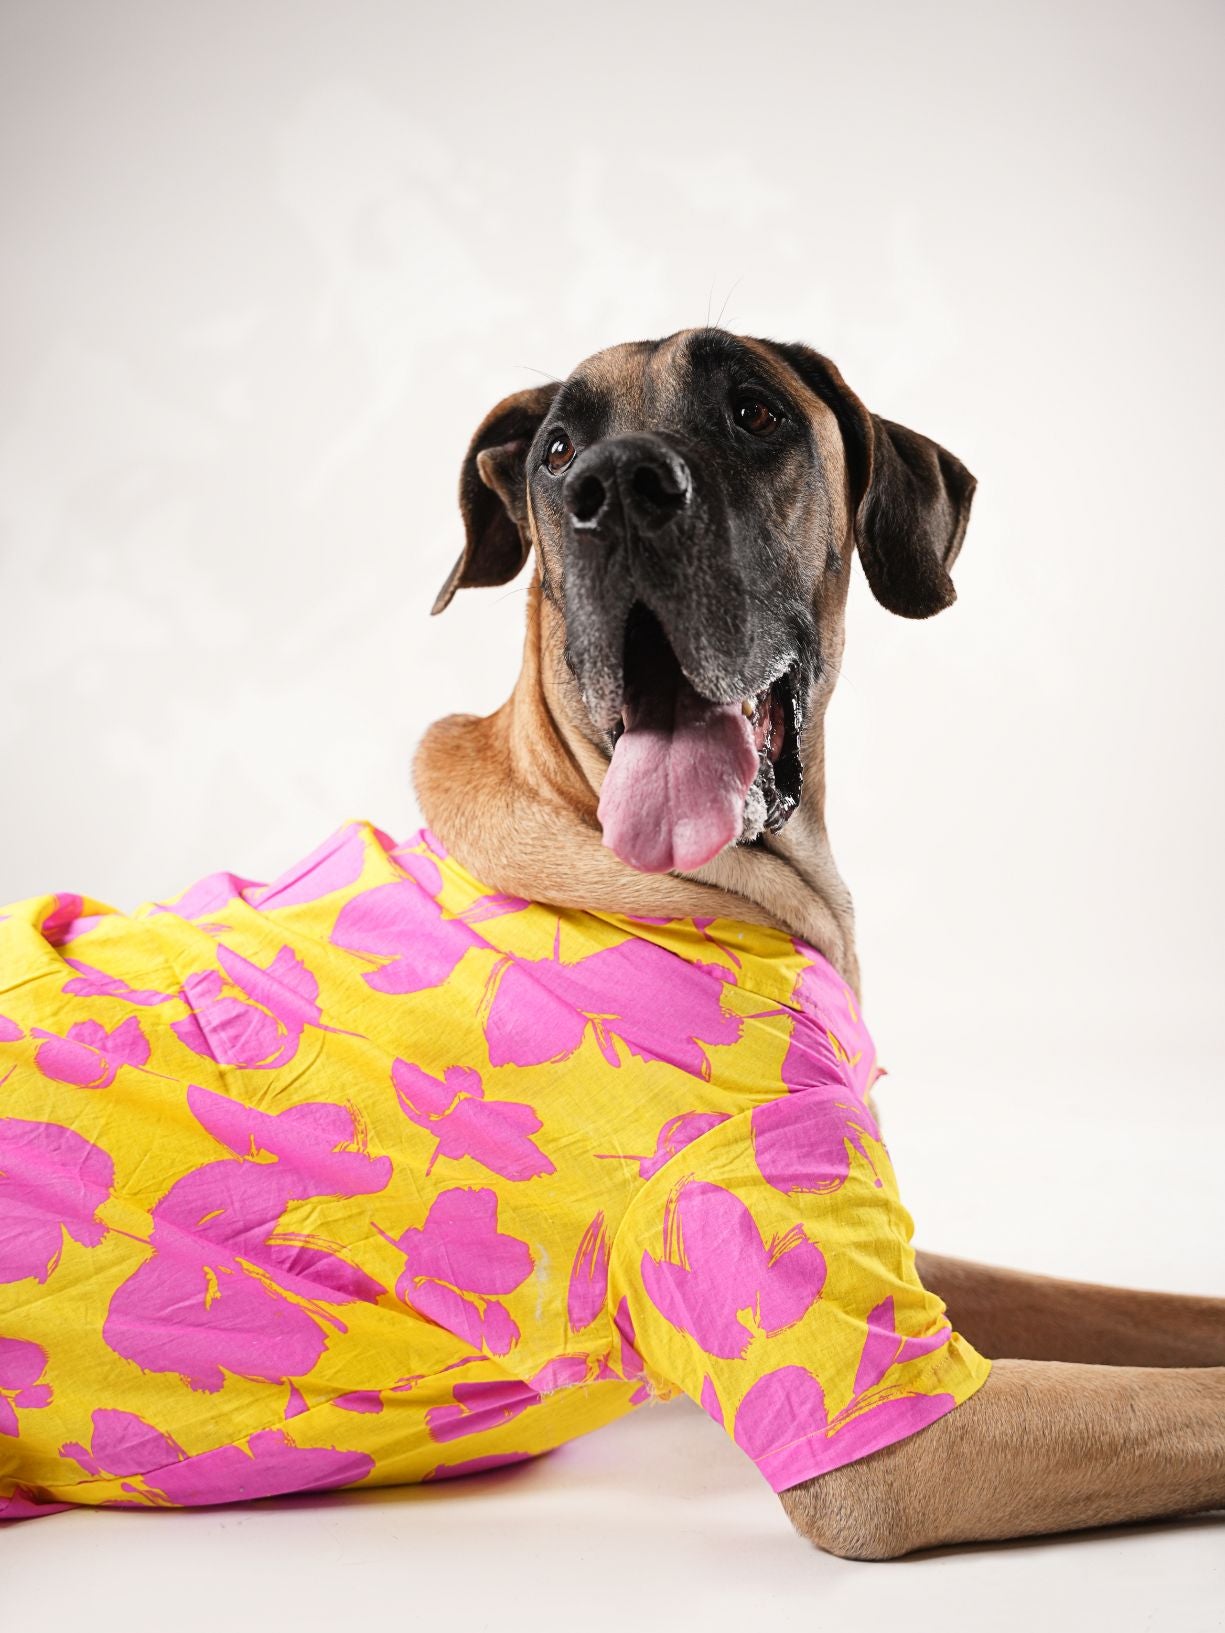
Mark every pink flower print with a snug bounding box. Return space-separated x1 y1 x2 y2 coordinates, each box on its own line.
331 878 472 995
783 959 877 1101
333 1390 383 1414
640 1179 826 1360
528 1353 593 1393
387 833 530 923
416 828 449 860
384 1351 486 1398
0 1014 23 1042
379 1188 534 1357
613 1298 646 1381
0 1117 114 1284
567 1212 610 1332
482 932 740 1076
32 1016 150 1089
458 894 532 924
623 915 745 984
733 1365 827 1468
61 1409 184 1478
40 893 86 947
612 1299 651 1403
733 1363 955 1489
172 943 356 1070
62 960 176 1007
331 850 529 996
0 1337 53 1437
390 848 443 895
243 823 375 911
103 1089 390 1391
0 1491 74 1522
778 1013 848 1094
599 1110 731 1180
424 1451 536 1481
751 1091 882 1198
426 1377 541 1443
151 871 258 922
108 1257 336 1393
391 1059 554 1181
423 1357 595 1446
852 1297 953 1398
184 1086 392 1215
145 1427 375 1507
63 1406 375 1508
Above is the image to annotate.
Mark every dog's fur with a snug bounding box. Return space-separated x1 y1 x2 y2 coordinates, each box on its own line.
418 328 1225 1558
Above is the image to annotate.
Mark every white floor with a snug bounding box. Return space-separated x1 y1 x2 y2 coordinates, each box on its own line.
5 1398 1223 1633
5 1049 1223 1631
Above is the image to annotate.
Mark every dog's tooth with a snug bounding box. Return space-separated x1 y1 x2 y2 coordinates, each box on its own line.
742 699 754 717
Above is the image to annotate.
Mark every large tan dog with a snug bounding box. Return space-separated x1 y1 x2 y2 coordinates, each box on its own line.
417 327 1225 1558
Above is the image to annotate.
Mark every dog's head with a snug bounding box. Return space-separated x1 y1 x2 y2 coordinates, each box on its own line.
434 328 975 875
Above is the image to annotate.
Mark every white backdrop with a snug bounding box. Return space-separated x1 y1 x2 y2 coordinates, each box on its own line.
3 4 1224 1620
2 2 1222 1282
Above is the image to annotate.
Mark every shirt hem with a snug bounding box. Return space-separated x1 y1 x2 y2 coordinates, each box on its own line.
756 1354 993 1494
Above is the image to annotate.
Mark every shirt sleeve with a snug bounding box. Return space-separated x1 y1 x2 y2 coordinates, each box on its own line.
604 1088 991 1492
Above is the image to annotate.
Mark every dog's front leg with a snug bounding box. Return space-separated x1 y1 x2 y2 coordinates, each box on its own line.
780 1358 1225 1559
915 1251 1225 1368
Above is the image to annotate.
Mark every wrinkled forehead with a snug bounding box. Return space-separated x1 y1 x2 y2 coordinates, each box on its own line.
553 328 842 456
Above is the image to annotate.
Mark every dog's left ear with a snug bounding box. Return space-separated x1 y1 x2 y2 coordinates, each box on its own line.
431 382 562 615
771 342 976 618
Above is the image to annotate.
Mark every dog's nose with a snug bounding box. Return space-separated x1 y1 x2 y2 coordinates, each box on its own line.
563 437 692 534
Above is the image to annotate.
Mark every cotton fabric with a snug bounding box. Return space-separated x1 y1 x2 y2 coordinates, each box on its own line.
0 821 989 1520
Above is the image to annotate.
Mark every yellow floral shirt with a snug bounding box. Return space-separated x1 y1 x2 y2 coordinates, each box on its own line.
0 821 988 1520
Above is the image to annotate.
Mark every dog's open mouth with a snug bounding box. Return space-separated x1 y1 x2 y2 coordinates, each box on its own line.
596 604 804 873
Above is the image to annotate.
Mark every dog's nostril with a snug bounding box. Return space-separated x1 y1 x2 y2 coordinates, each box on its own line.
631 462 688 514
569 474 607 525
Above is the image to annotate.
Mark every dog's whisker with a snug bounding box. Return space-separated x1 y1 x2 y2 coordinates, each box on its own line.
713 275 744 331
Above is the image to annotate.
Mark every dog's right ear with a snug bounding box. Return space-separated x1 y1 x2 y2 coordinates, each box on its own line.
431 382 562 615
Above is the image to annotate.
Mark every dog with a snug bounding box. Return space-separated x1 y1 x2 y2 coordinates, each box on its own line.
1 328 1222 1555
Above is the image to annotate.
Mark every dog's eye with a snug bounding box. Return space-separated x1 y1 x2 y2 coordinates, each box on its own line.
544 432 576 475
733 396 782 437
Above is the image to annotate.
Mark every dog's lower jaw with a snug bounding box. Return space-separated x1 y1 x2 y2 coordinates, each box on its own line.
414 581 862 992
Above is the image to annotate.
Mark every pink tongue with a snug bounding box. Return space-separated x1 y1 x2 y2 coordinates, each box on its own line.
597 683 760 873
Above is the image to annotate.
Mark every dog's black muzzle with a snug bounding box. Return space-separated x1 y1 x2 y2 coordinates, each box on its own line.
560 434 809 739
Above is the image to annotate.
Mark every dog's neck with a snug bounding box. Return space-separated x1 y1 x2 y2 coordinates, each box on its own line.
414 580 861 993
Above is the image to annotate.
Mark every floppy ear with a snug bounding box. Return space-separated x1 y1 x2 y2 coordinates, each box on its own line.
431 381 562 615
771 342 976 618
